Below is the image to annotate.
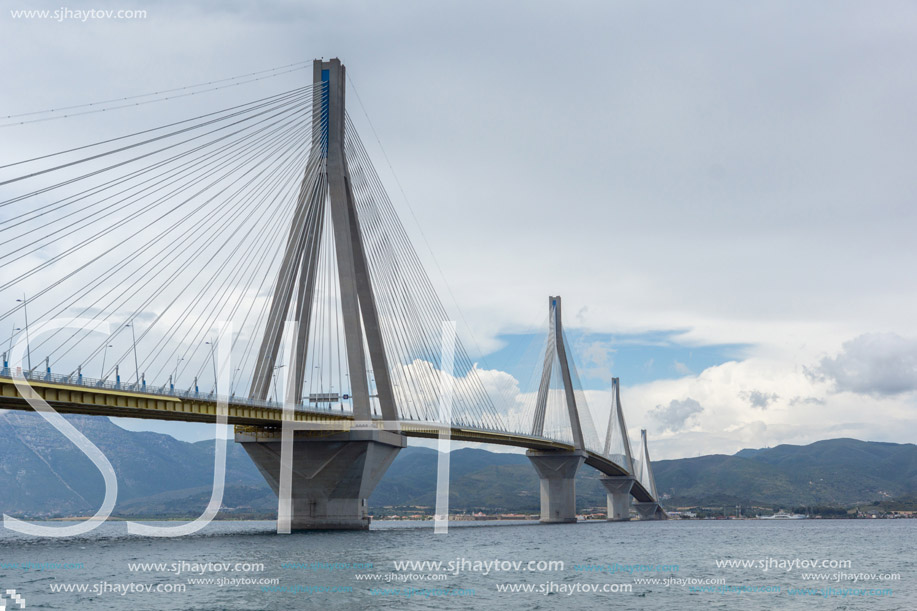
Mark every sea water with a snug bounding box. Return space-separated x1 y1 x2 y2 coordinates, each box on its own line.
0 518 913 610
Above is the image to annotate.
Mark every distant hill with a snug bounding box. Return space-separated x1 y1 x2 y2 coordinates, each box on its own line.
371 447 609 511
0 411 914 517
652 438 917 507
0 411 271 518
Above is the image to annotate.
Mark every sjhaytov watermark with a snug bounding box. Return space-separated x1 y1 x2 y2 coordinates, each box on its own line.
715 557 852 572
9 7 147 22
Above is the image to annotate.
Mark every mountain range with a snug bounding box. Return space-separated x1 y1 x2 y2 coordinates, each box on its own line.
0 411 914 517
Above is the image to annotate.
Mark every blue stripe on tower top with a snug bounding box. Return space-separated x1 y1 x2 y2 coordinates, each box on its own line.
320 69 330 158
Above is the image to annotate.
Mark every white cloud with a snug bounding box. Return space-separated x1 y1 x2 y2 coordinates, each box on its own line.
814 333 917 396
649 398 704 433
571 337 615 381
620 353 917 460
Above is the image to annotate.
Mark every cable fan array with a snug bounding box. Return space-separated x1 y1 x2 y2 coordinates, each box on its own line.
507 323 606 453
0 64 640 471
0 73 512 433
0 83 323 401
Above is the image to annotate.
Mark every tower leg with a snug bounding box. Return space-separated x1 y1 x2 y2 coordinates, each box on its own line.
526 449 586 523
236 429 404 530
601 476 634 521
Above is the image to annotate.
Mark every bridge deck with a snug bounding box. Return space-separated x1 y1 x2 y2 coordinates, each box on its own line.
0 375 655 503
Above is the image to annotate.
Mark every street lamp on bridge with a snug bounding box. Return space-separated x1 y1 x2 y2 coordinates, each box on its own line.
7 326 21 356
14 295 30 372
125 322 140 387
100 344 114 379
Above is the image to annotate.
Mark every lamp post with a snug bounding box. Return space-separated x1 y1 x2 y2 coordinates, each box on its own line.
15 296 30 372
204 339 218 394
272 364 285 403
8 326 21 355
126 322 140 386
100 344 113 379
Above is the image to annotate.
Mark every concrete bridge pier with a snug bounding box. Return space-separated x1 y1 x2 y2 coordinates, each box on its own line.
236 428 405 530
601 476 634 521
634 501 663 520
526 449 587 523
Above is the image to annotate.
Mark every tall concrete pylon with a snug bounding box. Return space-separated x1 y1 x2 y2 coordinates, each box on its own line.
530 296 585 450
527 295 587 523
638 428 658 499
601 377 637 521
247 58 396 422
603 378 635 471
238 59 404 531
633 428 664 520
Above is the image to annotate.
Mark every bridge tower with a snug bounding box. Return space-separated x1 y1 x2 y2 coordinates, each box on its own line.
600 378 636 521
236 58 405 531
526 296 588 523
633 429 664 520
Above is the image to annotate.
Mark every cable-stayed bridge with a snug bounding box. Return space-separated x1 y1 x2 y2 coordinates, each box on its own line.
0 58 664 530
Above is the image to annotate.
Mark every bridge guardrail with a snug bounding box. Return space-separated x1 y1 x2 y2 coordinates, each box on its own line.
0 366 340 414
0 367 616 467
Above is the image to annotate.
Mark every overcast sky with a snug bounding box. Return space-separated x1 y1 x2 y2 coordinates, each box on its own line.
2 0 916 459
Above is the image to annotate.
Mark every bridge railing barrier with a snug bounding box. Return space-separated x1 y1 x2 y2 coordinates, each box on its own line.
0 368 596 453
0 366 348 415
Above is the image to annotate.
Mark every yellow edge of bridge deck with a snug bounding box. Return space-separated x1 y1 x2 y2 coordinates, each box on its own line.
0 375 570 444
0 375 581 447
0 375 345 426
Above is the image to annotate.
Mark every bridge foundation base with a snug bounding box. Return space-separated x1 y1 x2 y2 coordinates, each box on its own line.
236 428 405 530
526 449 587 523
634 501 663 520
601 476 634 521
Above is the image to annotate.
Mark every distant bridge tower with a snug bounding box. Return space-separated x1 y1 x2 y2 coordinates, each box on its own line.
237 58 404 531
601 378 637 521
633 429 664 520
526 296 588 523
